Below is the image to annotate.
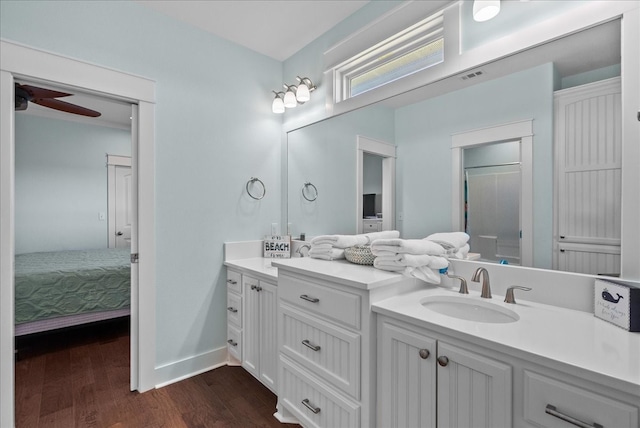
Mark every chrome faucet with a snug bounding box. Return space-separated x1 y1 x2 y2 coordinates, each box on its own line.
471 267 491 298
446 273 468 294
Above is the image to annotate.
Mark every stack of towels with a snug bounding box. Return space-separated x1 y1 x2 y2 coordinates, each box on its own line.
309 230 400 260
425 232 470 259
371 232 470 284
371 239 449 283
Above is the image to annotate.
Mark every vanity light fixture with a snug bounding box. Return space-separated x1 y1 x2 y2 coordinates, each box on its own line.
271 76 317 113
473 0 500 22
272 91 285 114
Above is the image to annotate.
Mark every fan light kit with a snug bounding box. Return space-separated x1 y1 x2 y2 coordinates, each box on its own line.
272 76 316 114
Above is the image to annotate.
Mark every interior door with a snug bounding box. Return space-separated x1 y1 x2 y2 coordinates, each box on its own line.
114 165 132 248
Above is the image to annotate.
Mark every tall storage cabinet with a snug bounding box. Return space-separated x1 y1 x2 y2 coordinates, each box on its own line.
554 77 622 274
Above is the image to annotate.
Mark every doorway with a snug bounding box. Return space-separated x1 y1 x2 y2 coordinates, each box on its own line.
1 40 156 427
356 136 396 233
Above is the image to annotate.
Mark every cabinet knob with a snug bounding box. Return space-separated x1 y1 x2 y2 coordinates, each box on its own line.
437 356 449 367
419 349 430 359
250 284 257 290
256 286 262 292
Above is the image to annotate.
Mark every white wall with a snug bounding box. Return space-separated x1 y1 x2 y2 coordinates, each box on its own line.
15 114 130 254
0 0 282 373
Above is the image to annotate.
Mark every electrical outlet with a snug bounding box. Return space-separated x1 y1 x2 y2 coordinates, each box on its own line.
271 223 278 235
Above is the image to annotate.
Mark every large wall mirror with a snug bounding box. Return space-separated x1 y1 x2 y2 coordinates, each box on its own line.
287 19 629 276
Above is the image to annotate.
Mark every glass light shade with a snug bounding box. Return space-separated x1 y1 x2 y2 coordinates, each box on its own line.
272 96 285 114
296 83 310 102
473 0 500 22
283 90 297 108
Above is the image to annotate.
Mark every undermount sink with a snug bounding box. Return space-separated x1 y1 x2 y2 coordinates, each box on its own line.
421 295 519 323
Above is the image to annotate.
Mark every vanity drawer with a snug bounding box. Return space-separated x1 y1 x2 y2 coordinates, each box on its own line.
281 304 360 399
226 292 242 328
280 355 360 428
279 276 361 330
227 324 242 362
524 371 638 428
226 270 242 294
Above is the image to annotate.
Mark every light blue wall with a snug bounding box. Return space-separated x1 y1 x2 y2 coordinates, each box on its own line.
15 115 130 254
287 105 394 238
1 1 282 369
395 63 555 268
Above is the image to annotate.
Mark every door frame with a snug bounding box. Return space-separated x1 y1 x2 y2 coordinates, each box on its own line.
451 119 533 267
1 40 156 427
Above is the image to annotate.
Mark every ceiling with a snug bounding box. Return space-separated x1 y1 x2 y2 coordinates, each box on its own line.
135 0 370 62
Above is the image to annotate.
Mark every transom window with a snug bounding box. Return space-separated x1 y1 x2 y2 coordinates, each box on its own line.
333 11 444 102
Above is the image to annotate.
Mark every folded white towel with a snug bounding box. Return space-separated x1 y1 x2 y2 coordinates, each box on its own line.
371 239 445 256
446 243 470 260
425 232 469 250
408 266 441 284
399 254 449 270
309 247 345 261
373 257 405 272
311 230 400 249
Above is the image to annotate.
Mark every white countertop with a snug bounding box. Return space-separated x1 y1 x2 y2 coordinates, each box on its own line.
224 257 278 281
272 257 408 290
372 286 640 395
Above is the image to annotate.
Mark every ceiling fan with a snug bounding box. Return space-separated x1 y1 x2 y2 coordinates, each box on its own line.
14 83 101 118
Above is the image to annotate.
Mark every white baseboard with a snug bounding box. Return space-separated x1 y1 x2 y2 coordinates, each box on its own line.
155 345 228 388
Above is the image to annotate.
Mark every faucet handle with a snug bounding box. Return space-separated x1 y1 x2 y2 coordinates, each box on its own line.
504 286 532 304
446 273 468 294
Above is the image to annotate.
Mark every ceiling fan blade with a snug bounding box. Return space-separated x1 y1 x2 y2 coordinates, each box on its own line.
19 84 72 100
32 98 102 117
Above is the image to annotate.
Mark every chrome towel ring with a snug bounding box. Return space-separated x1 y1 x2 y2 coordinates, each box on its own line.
301 182 318 202
246 177 266 200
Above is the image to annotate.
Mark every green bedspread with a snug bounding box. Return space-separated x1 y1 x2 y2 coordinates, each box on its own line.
15 248 131 324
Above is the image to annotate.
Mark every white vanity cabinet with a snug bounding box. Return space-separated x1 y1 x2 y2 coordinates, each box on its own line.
273 258 417 428
226 269 243 363
243 275 278 393
377 316 512 428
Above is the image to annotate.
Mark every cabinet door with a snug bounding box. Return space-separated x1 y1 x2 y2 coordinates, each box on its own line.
377 318 436 428
437 342 511 428
242 276 260 378
259 281 277 392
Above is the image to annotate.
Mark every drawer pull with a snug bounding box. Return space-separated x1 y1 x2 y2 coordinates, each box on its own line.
227 339 238 347
437 356 449 367
301 398 321 414
227 306 238 313
300 294 320 303
545 405 604 428
302 340 321 352
227 279 238 285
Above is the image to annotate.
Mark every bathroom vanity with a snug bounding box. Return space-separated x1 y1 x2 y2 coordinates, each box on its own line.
225 244 639 428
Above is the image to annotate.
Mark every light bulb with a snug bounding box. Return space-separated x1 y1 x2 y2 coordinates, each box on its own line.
284 90 297 108
473 0 500 22
296 83 310 102
272 96 285 114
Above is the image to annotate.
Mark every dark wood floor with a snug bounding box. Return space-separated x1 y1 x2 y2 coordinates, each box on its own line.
15 318 295 428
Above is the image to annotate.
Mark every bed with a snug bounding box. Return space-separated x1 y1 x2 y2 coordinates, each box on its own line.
15 248 131 336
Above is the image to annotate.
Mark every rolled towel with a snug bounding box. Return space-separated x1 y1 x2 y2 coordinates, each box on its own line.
309 247 345 261
371 239 446 256
311 230 400 249
425 232 469 251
